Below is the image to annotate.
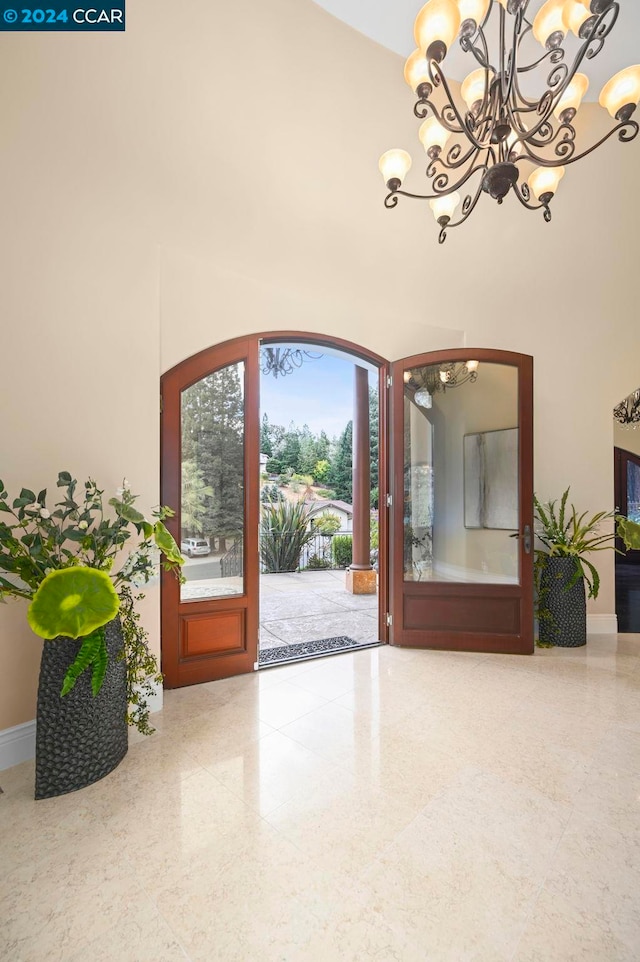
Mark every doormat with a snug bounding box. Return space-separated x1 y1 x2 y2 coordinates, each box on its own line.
259 636 361 666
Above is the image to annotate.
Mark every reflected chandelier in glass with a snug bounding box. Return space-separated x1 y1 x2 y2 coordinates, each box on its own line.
405 359 479 407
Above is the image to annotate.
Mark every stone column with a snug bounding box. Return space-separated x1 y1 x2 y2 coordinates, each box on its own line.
346 365 376 595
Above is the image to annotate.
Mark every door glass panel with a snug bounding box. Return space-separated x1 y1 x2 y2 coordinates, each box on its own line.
627 461 640 523
403 361 519 584
180 362 245 601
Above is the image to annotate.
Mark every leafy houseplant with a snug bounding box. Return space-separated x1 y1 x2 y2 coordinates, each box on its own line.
0 472 183 797
533 489 617 647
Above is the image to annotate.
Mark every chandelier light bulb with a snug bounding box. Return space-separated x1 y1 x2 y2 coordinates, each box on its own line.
554 73 589 121
599 65 640 119
466 360 479 372
404 49 432 92
455 0 490 31
528 165 565 201
461 67 494 112
419 117 451 157
532 0 569 48
506 124 527 158
414 0 461 62
379 149 412 189
429 191 461 222
414 388 433 408
565 0 592 36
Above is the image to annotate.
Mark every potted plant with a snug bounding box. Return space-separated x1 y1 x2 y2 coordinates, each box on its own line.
533 488 618 647
0 472 183 799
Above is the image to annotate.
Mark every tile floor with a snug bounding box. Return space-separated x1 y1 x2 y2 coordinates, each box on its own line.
2 634 640 961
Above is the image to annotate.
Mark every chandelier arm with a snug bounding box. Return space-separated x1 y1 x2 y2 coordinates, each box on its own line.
413 94 467 134
436 172 488 244
513 118 639 169
459 22 492 71
428 60 487 146
429 141 480 173
512 4 620 144
512 181 553 223
383 161 489 209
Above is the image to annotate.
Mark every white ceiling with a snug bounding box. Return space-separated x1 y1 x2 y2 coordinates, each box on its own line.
311 1 640 100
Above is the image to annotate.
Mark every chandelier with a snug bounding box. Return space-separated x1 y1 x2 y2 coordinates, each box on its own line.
405 360 479 407
614 389 640 427
260 347 323 379
378 0 640 243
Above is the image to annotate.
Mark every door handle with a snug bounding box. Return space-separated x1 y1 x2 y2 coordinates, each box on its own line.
523 525 532 555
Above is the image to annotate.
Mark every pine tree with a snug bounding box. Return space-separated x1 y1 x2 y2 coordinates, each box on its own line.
328 421 353 502
181 364 245 550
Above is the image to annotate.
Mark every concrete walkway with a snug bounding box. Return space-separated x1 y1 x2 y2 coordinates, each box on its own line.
181 563 380 656
259 570 379 655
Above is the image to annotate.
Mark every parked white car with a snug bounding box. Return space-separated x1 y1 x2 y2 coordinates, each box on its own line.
180 538 211 557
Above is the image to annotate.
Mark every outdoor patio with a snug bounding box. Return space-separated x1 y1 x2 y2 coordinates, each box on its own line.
259 569 380 660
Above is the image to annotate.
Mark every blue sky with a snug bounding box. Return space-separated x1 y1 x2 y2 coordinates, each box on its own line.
260 352 370 438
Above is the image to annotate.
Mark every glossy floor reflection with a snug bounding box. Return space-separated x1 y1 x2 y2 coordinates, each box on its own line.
2 635 640 961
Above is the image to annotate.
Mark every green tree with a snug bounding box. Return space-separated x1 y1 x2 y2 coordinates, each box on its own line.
328 420 353 503
260 412 273 457
181 460 214 536
369 386 379 508
314 459 330 483
279 423 302 472
181 365 245 550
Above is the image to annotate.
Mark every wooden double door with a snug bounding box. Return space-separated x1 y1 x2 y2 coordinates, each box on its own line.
161 336 533 688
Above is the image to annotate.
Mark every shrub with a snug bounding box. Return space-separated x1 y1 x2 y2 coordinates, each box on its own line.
266 458 283 475
305 554 332 570
260 499 315 573
312 511 342 536
261 483 283 503
332 534 353 569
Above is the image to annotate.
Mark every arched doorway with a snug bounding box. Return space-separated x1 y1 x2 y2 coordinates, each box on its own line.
161 337 534 688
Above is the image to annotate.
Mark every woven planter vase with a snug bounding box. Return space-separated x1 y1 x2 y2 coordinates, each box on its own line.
35 617 128 800
539 556 587 648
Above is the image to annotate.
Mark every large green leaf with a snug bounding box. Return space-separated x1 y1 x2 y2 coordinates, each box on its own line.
617 517 640 551
108 497 146 525
27 567 119 640
154 521 184 565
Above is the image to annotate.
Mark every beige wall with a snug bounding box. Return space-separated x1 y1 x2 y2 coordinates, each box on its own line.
614 423 640 459
1 0 639 731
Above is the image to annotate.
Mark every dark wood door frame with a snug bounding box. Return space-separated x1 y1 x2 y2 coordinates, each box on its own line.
161 332 389 688
615 446 640 564
390 347 534 655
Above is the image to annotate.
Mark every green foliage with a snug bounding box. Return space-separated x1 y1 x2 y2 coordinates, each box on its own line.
181 366 244 542
180 460 214 535
313 459 330 483
328 421 353 503
27 568 119 640
261 484 283 503
118 584 163 735
332 535 353 569
533 487 618 599
312 512 342 536
0 472 181 718
370 518 379 551
617 516 640 551
305 554 332 570
60 627 108 697
316 489 336 499
260 499 315 573
266 458 283 475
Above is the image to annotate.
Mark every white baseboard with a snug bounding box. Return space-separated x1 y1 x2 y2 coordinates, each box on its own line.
0 681 163 773
0 720 36 772
144 679 164 713
587 614 618 635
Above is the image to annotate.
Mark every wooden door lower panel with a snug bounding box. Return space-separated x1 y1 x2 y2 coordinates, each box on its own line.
171 604 255 686
397 583 532 654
